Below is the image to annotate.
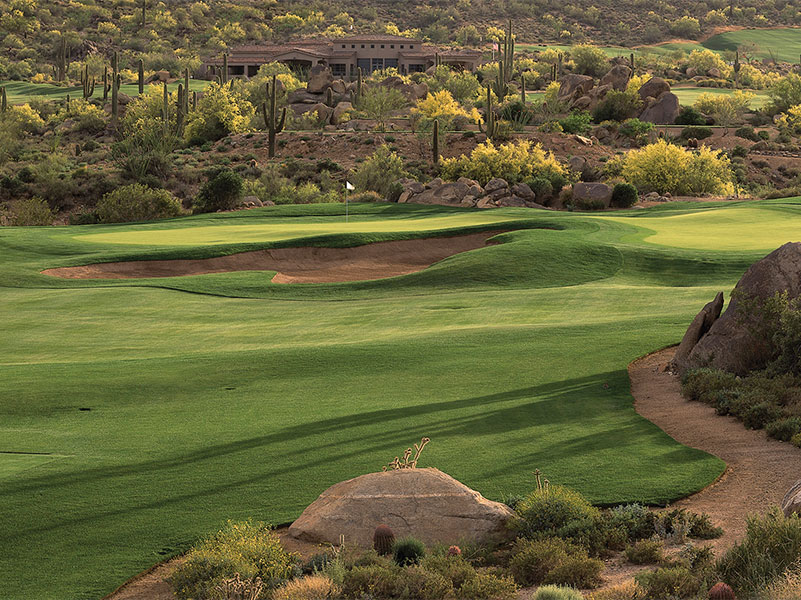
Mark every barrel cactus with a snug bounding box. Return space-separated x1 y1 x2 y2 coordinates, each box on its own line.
709 582 736 600
373 524 395 556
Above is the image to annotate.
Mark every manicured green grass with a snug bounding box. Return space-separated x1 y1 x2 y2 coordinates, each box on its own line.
672 85 769 109
2 199 800 599
704 27 801 64
0 79 210 105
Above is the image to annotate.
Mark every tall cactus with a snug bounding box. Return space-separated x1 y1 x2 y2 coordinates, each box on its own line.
55 37 68 82
192 90 198 111
630 53 635 71
138 59 144 94
261 74 286 158
1 87 7 113
184 68 190 114
521 75 526 104
222 53 229 85
103 66 109 100
432 119 439 165
162 81 169 125
354 67 363 107
111 51 119 125
478 85 498 140
80 64 95 99
492 20 514 100
142 0 147 27
733 50 741 88
176 84 185 135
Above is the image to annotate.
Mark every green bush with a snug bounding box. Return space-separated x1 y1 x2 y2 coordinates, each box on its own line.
766 417 801 441
680 126 713 140
742 401 784 430
559 111 592 135
511 484 600 538
531 585 584 600
9 196 54 226
169 520 295 600
393 537 426 566
525 177 554 202
420 555 476 589
718 510 801 596
592 91 642 123
675 106 707 126
624 539 664 564
545 554 603 588
194 169 243 214
508 537 601 588
607 504 656 541
635 566 703 599
96 184 182 223
351 145 408 197
393 566 452 600
455 572 517 600
618 118 654 141
611 183 638 208
735 126 760 141
571 45 609 77
341 564 402 598
681 368 738 404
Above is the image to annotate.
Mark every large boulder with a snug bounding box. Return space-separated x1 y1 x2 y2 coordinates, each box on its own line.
287 89 323 105
558 74 595 105
638 77 671 101
307 65 333 94
684 243 801 374
288 468 515 547
332 101 353 125
639 92 679 124
572 182 612 208
783 480 801 517
671 292 724 369
600 64 632 92
410 181 471 206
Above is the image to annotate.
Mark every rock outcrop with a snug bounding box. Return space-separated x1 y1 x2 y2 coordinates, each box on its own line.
558 74 595 106
783 479 801 517
288 468 515 547
671 292 724 369
637 77 679 124
572 182 612 208
599 64 632 92
679 243 801 374
396 177 547 209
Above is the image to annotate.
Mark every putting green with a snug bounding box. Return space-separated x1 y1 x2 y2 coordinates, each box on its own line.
599 203 801 251
2 200 801 599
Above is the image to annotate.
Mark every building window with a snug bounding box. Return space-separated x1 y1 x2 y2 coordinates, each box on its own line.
351 45 355 48
390 44 394 49
370 44 375 48
385 58 398 68
331 63 346 77
410 45 415 49
409 63 425 73
380 44 385 48
372 58 383 71
361 44 365 48
400 45 404 48
342 44 345 48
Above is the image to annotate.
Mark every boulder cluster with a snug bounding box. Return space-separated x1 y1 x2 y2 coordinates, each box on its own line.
395 177 549 209
558 65 680 125
286 65 428 127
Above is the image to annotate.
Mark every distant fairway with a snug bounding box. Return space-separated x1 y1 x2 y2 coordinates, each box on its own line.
671 86 770 109
3 200 801 598
704 27 801 63
0 79 210 105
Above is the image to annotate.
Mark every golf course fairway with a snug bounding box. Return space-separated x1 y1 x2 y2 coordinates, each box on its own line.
1 199 799 599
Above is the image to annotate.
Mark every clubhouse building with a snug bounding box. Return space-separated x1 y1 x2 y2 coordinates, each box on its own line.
205 35 483 79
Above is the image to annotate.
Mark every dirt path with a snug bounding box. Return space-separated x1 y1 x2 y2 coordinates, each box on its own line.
43 231 503 284
630 346 801 552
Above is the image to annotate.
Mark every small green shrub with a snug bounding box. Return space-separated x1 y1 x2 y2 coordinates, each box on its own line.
611 182 638 208
680 126 713 140
545 554 603 588
681 369 738 404
9 196 54 226
559 111 592 135
455 572 517 600
792 432 801 448
350 145 408 197
525 176 554 202
393 537 426 566
618 118 654 141
735 126 760 141
717 509 801 596
511 484 600 539
96 184 182 223
509 538 575 586
341 564 401 598
531 584 584 600
635 566 702 599
592 91 642 123
766 417 801 441
348 191 383 202
675 106 707 126
742 401 784 430
624 539 664 564
607 504 656 541
394 566 452 600
420 555 476 589
194 169 243 213
169 520 295 600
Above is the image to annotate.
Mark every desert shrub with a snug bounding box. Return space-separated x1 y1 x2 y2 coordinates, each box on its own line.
393 566 452 600
170 520 295 600
611 183 638 208
607 504 656 541
635 566 703 599
694 92 753 128
682 368 738 404
742 401 783 430
531 585 583 600
767 74 801 115
9 196 53 226
655 509 722 541
341 564 402 598
680 125 713 140
56 99 106 133
546 554 603 588
511 484 600 538
348 191 383 203
360 86 408 131
766 417 801 441
95 184 182 223
735 126 760 141
422 66 482 104
718 510 801 596
194 169 243 213
440 140 569 187
412 89 481 130
757 563 801 600
586 580 647 600
420 555 476 588
624 539 664 564
592 91 642 123
619 139 734 196
676 106 707 126
272 575 340 600
618 118 654 143
501 100 537 128
393 537 426 566
351 145 408 197
185 82 255 145
508 537 601 587
525 176 554 202
571 45 608 77
687 49 730 78
455 572 517 600
559 111 592 134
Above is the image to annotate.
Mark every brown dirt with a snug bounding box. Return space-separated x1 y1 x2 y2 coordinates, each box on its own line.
630 346 801 553
43 231 502 284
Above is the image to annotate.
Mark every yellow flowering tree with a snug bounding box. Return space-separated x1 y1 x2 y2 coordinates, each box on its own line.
412 90 481 130
184 82 254 144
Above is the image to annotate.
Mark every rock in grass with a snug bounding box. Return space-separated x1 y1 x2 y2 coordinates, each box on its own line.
782 479 801 518
288 468 514 547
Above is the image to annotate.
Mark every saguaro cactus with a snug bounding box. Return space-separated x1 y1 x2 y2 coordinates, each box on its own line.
81 64 95 99
478 85 499 140
55 37 69 82
184 68 190 114
142 0 147 27
162 81 169 124
261 74 286 158
176 84 185 135
103 66 109 100
222 53 229 85
432 119 439 164
138 59 144 94
1 87 7 113
521 75 526 104
733 51 741 88
111 51 119 125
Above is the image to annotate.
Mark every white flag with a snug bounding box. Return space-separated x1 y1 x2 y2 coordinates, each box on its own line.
346 181 355 191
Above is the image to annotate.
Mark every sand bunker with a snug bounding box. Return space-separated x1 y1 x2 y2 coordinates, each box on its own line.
43 231 504 284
